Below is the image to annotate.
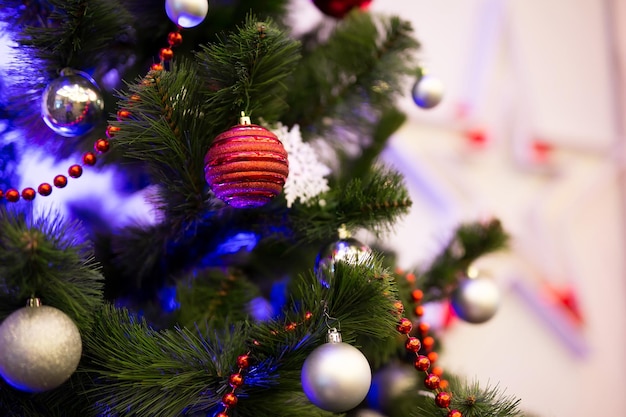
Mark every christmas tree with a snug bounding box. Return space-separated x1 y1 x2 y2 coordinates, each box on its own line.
0 1 526 416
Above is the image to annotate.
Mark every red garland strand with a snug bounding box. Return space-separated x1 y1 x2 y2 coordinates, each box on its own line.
0 27 184 203
396 270 461 417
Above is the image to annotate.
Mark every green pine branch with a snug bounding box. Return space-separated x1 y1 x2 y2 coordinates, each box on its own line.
0 207 104 330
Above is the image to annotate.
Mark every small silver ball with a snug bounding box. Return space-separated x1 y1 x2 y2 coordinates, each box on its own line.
41 69 104 137
301 342 372 412
412 74 444 109
451 277 500 324
314 238 372 286
0 304 82 392
165 0 209 28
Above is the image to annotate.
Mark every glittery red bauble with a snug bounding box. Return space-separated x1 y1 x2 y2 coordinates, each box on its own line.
204 123 289 208
313 0 372 19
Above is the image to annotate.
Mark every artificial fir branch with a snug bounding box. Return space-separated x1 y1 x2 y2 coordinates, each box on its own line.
0 207 104 329
196 15 301 129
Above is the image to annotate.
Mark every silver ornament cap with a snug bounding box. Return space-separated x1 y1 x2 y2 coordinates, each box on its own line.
451 276 500 324
412 74 444 109
165 0 209 28
301 329 372 412
0 298 82 392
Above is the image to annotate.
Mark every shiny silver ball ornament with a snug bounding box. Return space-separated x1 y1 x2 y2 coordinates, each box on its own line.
412 74 444 109
165 0 209 28
0 299 82 392
315 237 372 287
41 68 104 137
451 277 500 324
301 329 372 412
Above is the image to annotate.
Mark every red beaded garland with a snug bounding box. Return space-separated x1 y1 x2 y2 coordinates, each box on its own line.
435 392 452 408
221 392 238 407
83 152 97 166
448 409 462 417
38 183 52 196
159 47 174 61
68 164 83 178
5 188 19 202
285 322 297 331
236 354 250 369
229 373 244 388
405 337 422 352
424 373 441 390
95 138 110 153
411 289 423 302
396 317 412 334
151 63 164 71
414 355 430 371
168 31 183 47
117 109 131 120
21 187 36 201
54 175 68 188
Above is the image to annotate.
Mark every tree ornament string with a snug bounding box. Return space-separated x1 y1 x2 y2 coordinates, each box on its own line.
0 13 192 203
396 271 461 416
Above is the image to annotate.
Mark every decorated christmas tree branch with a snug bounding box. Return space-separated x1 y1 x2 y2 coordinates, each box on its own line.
0 207 104 329
195 16 301 130
284 13 418 139
419 219 509 300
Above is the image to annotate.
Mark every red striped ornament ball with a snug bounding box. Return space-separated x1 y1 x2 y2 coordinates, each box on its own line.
204 118 289 208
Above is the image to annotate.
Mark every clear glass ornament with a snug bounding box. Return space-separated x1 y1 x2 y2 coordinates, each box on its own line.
41 68 104 137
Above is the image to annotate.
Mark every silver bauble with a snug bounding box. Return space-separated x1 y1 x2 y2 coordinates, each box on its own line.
314 238 372 287
366 363 417 413
165 0 209 28
348 410 387 417
0 299 82 392
301 329 372 412
412 74 444 109
41 69 104 137
451 277 500 324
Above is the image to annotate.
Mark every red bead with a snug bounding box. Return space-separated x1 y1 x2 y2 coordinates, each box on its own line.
5 188 19 202
117 109 131 120
432 366 443 377
129 94 141 103
151 63 164 71
313 0 372 18
427 352 438 363
411 289 424 302
405 272 416 283
423 336 435 350
229 373 244 388
252 340 261 346
54 175 68 188
106 125 121 138
68 164 83 178
82 152 97 166
0 190 3 199
285 322 297 331
393 300 404 315
21 187 36 201
424 373 441 390
221 392 238 407
229 373 244 387
418 322 430 334
167 31 183 47
448 409 462 417
396 317 412 334
95 138 110 153
204 123 289 208
159 47 174 61
435 391 452 408
414 355 430 371
304 311 313 320
414 305 424 317
236 354 250 369
439 379 449 390
405 337 422 352
215 412 229 417
38 183 52 196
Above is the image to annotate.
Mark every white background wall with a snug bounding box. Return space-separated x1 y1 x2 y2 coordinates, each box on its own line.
295 0 626 415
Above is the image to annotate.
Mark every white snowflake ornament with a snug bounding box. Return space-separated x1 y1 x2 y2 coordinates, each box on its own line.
270 123 331 208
